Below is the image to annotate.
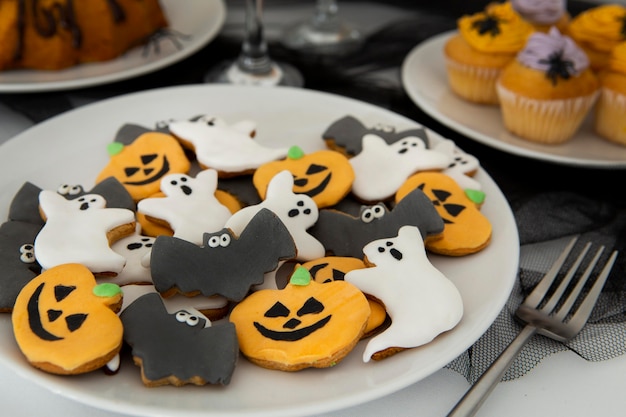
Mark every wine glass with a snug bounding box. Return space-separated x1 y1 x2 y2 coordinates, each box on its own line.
281 0 363 55
205 0 303 87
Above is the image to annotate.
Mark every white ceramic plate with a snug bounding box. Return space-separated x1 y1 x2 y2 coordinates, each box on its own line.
0 85 519 417
401 31 626 169
0 0 226 93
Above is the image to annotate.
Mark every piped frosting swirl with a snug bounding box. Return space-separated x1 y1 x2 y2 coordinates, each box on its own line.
567 4 626 53
511 0 567 25
607 41 626 75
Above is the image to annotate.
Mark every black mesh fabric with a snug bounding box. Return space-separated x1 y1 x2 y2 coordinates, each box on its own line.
446 193 626 383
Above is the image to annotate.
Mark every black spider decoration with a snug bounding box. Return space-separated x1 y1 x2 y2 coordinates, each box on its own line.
471 14 502 37
539 50 575 86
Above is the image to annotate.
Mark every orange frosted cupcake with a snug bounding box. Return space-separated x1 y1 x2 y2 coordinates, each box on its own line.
595 41 626 146
496 27 599 144
444 2 534 105
566 4 626 72
510 0 570 33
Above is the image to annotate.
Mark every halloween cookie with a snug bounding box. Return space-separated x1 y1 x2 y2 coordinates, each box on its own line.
253 146 354 208
12 263 124 375
349 134 451 202
309 188 444 259
168 115 288 177
35 190 136 276
229 267 370 371
150 208 297 301
299 257 388 338
95 130 191 202
321 115 432 157
345 226 463 362
396 172 492 256
120 292 238 387
137 169 232 245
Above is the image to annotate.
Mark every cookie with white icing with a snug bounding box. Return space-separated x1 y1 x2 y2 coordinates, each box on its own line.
137 169 232 245
120 292 238 387
345 226 463 362
35 191 136 276
349 134 451 202
150 208 296 301
322 115 432 157
432 139 485 204
309 188 444 259
168 115 288 177
109 225 155 286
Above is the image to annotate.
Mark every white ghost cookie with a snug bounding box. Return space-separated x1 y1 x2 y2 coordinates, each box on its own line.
345 225 463 362
137 169 231 245
168 115 288 176
349 134 451 202
35 190 135 276
110 225 155 285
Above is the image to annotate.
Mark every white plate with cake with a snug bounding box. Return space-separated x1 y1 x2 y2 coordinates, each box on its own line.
401 31 626 169
0 85 519 417
0 0 226 93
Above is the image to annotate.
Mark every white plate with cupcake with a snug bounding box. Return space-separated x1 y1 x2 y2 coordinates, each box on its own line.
0 0 226 93
401 30 626 169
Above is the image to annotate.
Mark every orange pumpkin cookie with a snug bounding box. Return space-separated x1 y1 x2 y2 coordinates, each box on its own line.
253 146 354 208
96 131 191 202
12 263 123 375
299 257 389 338
229 267 370 371
396 172 492 256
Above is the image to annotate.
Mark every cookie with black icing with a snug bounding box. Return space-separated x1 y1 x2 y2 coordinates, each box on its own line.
322 115 432 157
120 292 238 386
308 188 444 259
150 208 297 301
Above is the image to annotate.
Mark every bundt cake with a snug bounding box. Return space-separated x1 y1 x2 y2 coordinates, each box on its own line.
0 0 168 71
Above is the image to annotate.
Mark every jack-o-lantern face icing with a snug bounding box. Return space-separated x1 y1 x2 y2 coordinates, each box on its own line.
12 264 123 375
396 172 492 256
253 146 355 208
299 257 389 338
96 132 191 202
229 267 370 371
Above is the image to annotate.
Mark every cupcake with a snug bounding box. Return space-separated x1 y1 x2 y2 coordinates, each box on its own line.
510 0 570 33
496 27 599 144
444 2 534 105
566 4 626 72
595 41 626 146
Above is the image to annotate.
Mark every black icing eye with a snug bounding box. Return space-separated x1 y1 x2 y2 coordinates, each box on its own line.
54 285 76 302
372 204 385 218
19 244 36 264
305 164 327 175
361 208 374 223
57 184 70 195
297 297 324 316
265 301 290 317
208 235 221 248
69 185 82 195
206 118 216 126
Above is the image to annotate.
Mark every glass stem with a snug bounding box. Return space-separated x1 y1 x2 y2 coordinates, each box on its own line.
237 0 273 75
313 0 340 29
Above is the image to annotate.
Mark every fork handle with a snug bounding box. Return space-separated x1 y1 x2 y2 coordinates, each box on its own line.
447 325 538 417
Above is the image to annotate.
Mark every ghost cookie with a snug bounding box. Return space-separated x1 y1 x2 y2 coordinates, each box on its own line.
309 188 444 259
168 115 288 177
137 169 232 245
349 134 451 202
253 146 355 208
432 139 485 203
229 267 370 371
150 208 297 301
35 190 136 276
95 131 191 202
345 226 463 362
12 264 124 374
321 115 432 157
396 172 492 256
120 292 238 386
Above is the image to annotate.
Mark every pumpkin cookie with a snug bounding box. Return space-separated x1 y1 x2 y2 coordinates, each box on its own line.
396 172 492 256
12 264 124 375
229 267 370 371
253 146 354 208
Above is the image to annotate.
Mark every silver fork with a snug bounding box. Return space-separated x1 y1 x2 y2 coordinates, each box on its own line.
447 236 619 417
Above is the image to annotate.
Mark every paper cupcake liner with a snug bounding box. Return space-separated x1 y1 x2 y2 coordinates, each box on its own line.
496 83 599 144
594 87 626 146
445 58 501 105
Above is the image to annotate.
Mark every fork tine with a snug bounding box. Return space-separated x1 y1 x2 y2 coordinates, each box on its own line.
553 245 604 321
524 236 578 308
565 250 618 332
